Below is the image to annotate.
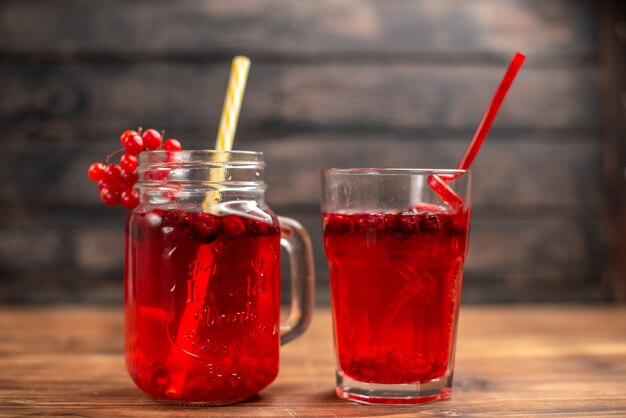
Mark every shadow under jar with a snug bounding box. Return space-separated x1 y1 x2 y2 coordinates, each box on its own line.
125 150 314 405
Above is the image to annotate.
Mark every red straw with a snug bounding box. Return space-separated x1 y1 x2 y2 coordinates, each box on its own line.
427 175 463 210
456 52 526 170
429 52 525 209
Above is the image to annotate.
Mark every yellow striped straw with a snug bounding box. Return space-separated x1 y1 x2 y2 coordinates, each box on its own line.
204 56 251 213
215 56 250 151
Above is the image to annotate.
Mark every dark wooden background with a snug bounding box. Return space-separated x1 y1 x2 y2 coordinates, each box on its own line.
0 0 624 305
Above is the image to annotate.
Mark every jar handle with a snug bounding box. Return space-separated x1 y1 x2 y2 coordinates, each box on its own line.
278 216 315 345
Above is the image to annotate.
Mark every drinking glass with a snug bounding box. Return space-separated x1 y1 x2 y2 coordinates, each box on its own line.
321 168 471 404
125 150 314 405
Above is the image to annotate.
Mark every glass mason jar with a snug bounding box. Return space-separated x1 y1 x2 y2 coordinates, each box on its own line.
124 150 314 405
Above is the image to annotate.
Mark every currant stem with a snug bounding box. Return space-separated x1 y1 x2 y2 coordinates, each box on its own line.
104 147 125 164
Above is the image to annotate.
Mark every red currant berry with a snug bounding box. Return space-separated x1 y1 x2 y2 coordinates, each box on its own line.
97 180 109 191
357 214 386 233
383 214 399 232
165 151 182 163
87 162 106 182
444 218 466 238
161 189 179 201
122 134 144 155
419 213 441 236
120 130 138 144
245 218 275 237
100 186 121 206
191 213 220 242
120 169 138 185
325 214 353 235
120 189 139 209
104 164 123 186
163 210 191 227
397 212 419 235
221 215 246 238
163 138 182 151
142 129 162 150
120 154 138 172
145 169 169 181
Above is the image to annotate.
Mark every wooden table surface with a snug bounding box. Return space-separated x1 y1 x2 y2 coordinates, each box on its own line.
1 306 626 417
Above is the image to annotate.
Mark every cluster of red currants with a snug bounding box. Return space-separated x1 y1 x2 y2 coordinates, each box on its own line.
87 128 182 209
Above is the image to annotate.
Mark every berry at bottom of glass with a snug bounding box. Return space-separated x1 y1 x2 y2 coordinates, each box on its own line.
324 205 469 402
125 209 281 404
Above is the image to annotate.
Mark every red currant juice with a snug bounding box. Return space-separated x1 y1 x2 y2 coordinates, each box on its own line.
323 206 469 384
124 209 281 403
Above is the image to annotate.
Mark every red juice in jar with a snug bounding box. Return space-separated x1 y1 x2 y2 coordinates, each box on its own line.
323 206 469 385
125 208 281 404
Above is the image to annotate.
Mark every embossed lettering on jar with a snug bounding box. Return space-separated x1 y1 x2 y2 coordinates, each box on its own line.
124 150 282 404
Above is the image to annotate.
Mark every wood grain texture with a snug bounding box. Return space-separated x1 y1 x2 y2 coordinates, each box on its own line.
0 134 602 214
0 306 625 417
599 1 626 301
0 64 598 130
0 0 614 304
0 0 596 59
